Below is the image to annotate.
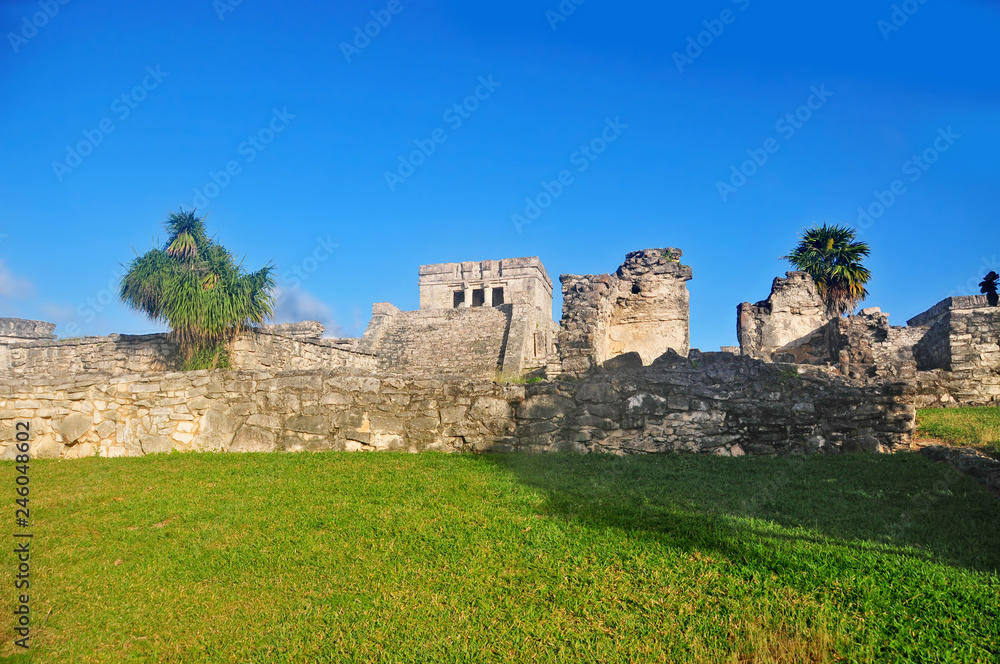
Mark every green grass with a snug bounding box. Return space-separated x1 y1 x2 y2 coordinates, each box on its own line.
2 452 998 663
917 406 1000 457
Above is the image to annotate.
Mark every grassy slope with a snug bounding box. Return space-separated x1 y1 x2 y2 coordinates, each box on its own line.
1 452 997 664
917 406 1000 457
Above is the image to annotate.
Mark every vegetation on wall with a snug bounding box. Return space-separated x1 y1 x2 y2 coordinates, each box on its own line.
783 223 872 317
119 210 275 370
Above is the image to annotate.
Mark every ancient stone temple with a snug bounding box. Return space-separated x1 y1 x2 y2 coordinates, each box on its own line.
358 257 558 378
3 246 997 462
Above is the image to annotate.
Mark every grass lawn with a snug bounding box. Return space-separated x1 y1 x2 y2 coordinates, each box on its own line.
1 452 997 663
917 406 1000 457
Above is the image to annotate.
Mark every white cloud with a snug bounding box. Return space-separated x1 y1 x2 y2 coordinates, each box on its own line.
0 260 35 299
272 287 345 338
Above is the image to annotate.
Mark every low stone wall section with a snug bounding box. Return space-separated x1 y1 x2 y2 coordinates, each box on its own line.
0 354 914 461
0 325 376 377
914 305 1000 408
371 307 510 378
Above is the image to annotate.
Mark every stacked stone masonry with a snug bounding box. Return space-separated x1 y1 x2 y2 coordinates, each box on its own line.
0 353 914 460
2 248 998 464
737 276 1000 408
0 323 376 377
558 249 693 376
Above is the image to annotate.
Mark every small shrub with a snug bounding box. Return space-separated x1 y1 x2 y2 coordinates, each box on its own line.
183 344 232 371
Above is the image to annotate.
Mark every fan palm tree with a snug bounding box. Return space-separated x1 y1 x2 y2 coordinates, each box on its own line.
119 209 276 369
782 223 872 317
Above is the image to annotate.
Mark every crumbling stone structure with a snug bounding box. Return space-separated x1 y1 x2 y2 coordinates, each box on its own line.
0 318 55 345
359 257 558 378
738 275 1000 408
909 296 1000 407
0 322 375 376
557 249 692 376
0 353 914 461
737 272 833 363
6 246 998 462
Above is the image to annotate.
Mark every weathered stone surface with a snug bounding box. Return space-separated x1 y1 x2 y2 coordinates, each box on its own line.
140 434 173 455
470 397 511 421
738 272 832 363
59 413 92 443
558 249 692 375
284 416 329 435
518 394 574 420
230 426 278 453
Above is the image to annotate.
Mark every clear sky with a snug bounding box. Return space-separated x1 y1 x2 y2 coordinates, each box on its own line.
1 0 997 349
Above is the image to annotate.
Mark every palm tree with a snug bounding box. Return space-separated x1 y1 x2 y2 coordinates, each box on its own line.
119 209 276 369
782 223 872 317
980 271 999 307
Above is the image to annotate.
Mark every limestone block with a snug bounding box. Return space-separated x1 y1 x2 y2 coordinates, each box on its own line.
470 397 513 421
284 416 330 436
59 413 92 443
231 426 278 453
96 421 116 440
140 434 173 455
66 443 94 460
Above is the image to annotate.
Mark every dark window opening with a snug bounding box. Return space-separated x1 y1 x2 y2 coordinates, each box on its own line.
492 287 505 307
631 282 641 294
453 291 465 308
472 289 485 307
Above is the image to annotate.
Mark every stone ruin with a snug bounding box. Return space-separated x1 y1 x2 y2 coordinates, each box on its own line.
556 248 693 376
738 274 1000 407
0 247 996 462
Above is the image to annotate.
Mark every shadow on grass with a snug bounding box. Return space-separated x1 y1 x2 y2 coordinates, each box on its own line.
476 451 1000 576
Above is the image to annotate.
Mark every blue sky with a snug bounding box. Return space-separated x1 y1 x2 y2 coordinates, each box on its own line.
0 0 997 349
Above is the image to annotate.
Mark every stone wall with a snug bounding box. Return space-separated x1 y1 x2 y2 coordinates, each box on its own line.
557 274 615 376
3 334 182 376
826 308 925 382
230 330 376 373
366 307 510 378
911 299 1000 408
608 249 692 363
0 318 56 345
0 323 376 377
738 272 832 362
557 249 692 376
0 354 915 461
737 280 1000 408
